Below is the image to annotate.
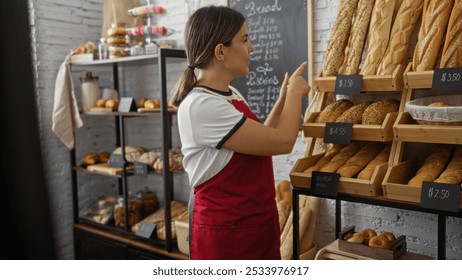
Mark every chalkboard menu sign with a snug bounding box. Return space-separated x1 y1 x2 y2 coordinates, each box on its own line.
229 0 308 122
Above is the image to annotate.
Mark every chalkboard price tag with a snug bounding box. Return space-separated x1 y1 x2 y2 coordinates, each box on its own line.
107 154 124 168
311 171 339 197
324 122 353 145
135 221 157 239
133 161 148 176
432 68 462 91
420 181 460 213
118 97 137 112
335 75 363 95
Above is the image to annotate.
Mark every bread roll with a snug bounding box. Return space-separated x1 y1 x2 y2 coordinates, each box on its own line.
360 0 398 76
357 142 392 179
440 1 462 68
336 101 373 124
408 145 453 186
428 102 453 107
434 146 462 184
317 99 354 123
83 152 99 166
337 142 384 178
319 141 367 173
338 0 375 75
362 98 399 125
376 0 424 75
322 0 360 76
303 144 346 174
412 0 454 71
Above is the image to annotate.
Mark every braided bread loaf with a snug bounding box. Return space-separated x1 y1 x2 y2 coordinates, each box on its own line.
338 0 375 75
322 0 360 77
376 0 424 75
440 0 462 68
360 0 397 76
412 0 454 71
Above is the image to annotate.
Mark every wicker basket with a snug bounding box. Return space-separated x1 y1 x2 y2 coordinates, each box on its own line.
174 214 189 256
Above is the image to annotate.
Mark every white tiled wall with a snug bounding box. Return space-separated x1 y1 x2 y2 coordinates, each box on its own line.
30 0 461 259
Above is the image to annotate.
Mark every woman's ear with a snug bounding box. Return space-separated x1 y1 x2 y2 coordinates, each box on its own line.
214 44 225 61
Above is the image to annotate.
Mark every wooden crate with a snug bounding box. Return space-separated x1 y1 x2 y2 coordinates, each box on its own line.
314 64 405 93
303 111 398 142
394 112 462 145
337 226 406 260
382 159 462 208
403 63 433 89
289 153 387 197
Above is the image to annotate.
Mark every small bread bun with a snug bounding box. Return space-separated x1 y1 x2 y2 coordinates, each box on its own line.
83 153 98 166
105 99 119 109
144 99 161 109
360 228 377 245
380 231 396 242
107 37 127 45
368 235 392 250
98 151 110 163
427 102 452 107
96 99 106 108
138 97 147 108
347 232 364 244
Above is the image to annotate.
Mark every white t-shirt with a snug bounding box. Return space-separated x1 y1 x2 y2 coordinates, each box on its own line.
177 86 247 188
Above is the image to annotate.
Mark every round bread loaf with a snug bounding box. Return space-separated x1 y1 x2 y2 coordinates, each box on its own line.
317 99 354 123
336 101 373 123
362 98 399 125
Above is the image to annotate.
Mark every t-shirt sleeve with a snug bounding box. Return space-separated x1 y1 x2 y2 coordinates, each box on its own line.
186 95 246 149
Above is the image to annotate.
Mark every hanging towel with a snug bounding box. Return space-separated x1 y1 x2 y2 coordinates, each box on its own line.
52 53 83 150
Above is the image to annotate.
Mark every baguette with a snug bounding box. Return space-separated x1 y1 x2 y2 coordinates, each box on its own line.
440 1 462 68
303 144 346 174
376 0 424 75
338 0 375 75
337 142 384 178
408 145 453 186
412 0 454 71
322 0 360 76
434 146 462 184
319 141 367 173
357 142 392 180
360 0 397 76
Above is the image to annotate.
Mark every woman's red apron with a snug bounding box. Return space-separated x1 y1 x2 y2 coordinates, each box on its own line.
190 99 281 260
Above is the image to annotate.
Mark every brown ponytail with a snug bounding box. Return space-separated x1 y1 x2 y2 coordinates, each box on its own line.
170 6 245 107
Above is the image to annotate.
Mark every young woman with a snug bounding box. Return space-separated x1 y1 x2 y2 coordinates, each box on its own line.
171 6 310 260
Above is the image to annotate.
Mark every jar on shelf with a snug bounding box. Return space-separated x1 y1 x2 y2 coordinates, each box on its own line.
137 187 159 217
79 71 100 112
114 194 142 229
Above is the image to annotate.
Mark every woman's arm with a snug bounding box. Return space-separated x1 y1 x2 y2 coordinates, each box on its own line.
223 62 310 156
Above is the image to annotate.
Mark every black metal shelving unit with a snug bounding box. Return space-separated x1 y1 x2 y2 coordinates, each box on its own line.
70 49 187 259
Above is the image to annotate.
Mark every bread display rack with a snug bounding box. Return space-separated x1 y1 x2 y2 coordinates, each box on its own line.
70 49 188 260
291 0 462 260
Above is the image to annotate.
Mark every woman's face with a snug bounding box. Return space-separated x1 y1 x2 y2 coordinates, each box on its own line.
223 23 254 78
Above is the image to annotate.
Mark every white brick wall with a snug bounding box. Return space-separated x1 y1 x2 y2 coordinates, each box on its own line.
30 0 461 260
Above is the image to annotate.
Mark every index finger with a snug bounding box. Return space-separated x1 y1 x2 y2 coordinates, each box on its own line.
291 61 307 77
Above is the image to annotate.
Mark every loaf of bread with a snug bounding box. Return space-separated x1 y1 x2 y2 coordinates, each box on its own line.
338 0 375 75
440 1 462 68
408 145 453 186
336 101 373 124
434 146 462 184
319 141 366 173
357 142 392 179
412 0 454 71
303 144 345 174
337 142 384 178
362 98 399 125
360 0 398 76
322 0 360 76
376 0 424 75
317 99 354 123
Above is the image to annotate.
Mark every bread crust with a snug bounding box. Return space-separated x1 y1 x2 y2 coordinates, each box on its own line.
440 0 462 68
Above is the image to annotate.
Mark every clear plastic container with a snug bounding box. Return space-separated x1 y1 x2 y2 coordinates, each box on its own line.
79 72 100 112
